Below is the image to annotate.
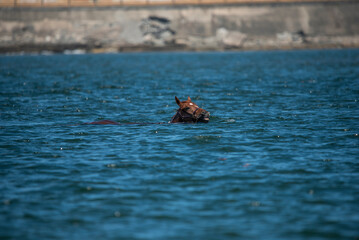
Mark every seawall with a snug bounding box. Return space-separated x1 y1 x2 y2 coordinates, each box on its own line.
1 1 359 53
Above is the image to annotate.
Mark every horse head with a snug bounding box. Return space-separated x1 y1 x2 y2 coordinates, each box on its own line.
170 96 210 123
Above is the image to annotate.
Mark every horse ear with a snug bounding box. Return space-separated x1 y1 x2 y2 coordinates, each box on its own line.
175 96 181 106
187 96 191 101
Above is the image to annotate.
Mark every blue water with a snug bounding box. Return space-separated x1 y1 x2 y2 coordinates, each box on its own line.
1 49 359 240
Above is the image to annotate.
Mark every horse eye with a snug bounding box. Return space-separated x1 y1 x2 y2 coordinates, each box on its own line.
183 107 190 111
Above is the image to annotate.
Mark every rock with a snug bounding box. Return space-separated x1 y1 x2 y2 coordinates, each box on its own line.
140 16 176 46
276 31 307 44
216 28 246 48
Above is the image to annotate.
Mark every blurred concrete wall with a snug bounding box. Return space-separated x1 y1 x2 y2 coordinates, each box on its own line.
1 1 359 53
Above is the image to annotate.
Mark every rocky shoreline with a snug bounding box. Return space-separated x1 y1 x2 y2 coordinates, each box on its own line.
2 40 358 55
1 2 359 54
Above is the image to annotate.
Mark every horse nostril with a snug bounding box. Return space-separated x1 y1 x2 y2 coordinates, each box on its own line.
201 111 210 118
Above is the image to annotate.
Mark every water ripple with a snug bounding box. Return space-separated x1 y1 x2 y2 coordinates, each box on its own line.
1 50 359 240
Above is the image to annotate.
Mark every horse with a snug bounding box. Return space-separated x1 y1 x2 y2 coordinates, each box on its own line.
170 96 210 123
85 96 210 125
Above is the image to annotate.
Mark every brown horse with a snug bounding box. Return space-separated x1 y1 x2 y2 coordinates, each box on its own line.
86 96 210 125
170 96 210 123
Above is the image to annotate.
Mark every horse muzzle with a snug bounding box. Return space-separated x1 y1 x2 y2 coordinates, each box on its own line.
198 110 210 123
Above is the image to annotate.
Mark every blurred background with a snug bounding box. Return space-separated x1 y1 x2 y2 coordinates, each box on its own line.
0 0 358 54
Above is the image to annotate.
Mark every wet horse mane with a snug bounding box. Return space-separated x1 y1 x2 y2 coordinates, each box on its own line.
85 96 210 125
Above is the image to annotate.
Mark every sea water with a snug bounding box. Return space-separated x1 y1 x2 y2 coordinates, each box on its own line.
1 50 358 239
